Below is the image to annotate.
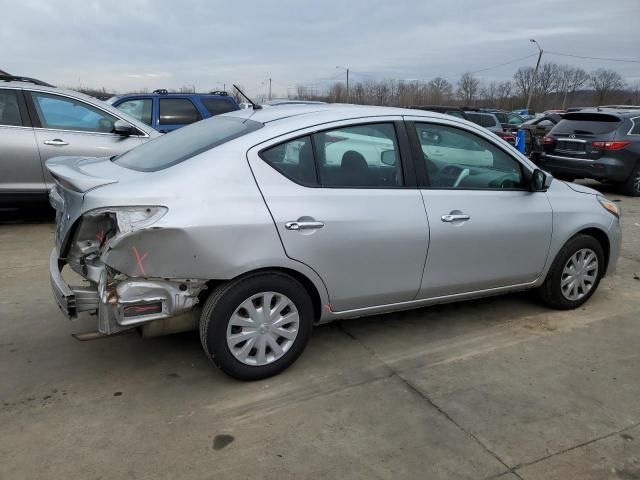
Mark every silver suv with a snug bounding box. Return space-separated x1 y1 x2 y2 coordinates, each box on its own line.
0 75 159 204
48 105 621 380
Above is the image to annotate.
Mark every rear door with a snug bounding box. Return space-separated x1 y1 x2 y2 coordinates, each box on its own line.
248 118 429 312
0 88 46 195
26 90 145 188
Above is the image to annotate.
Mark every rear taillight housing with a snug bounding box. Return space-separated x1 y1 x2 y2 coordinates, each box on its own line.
543 136 555 145
591 141 631 150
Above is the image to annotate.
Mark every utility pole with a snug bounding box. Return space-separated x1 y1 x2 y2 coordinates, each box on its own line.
268 78 272 101
336 66 349 102
526 39 543 113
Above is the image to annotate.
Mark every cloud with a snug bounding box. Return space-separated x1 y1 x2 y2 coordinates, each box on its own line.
2 0 639 94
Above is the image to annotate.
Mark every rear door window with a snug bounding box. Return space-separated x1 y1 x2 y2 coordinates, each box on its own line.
159 98 202 125
201 98 238 116
260 136 317 185
0 89 23 127
313 123 403 187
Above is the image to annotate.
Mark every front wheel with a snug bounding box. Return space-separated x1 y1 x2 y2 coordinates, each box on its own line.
200 272 313 380
538 234 604 310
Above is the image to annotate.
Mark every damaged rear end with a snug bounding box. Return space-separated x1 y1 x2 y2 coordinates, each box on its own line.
47 156 207 337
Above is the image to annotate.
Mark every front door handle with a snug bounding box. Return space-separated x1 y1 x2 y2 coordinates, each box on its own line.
285 221 325 231
441 214 470 222
43 139 69 146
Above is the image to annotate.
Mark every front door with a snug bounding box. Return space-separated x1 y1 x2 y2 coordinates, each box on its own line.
26 90 144 188
407 119 553 298
248 119 429 312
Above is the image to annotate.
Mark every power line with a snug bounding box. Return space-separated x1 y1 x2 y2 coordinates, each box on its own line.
468 53 538 75
545 50 640 64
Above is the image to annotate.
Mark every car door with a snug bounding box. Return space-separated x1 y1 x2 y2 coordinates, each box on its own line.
157 97 202 133
26 90 145 188
247 119 429 312
0 88 46 196
406 118 553 299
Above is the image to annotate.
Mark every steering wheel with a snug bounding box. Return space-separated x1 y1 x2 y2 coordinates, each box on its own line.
453 168 470 188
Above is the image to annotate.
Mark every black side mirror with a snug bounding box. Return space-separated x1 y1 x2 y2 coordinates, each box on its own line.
530 169 547 192
113 119 136 137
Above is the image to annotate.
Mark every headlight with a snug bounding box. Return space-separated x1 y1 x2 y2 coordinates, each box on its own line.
86 206 168 233
597 195 620 218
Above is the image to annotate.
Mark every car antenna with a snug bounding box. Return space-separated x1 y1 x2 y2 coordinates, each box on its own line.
233 84 261 110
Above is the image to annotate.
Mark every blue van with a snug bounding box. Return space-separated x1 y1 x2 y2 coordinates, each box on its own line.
107 90 240 132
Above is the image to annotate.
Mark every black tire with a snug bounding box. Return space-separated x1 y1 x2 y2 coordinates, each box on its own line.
538 234 605 310
621 162 640 196
199 271 313 381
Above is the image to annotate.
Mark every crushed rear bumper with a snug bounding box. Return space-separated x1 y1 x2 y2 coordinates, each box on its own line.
49 248 99 318
49 247 206 335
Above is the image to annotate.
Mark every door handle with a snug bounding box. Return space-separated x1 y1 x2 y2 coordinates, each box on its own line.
441 214 470 222
43 139 69 146
285 221 325 231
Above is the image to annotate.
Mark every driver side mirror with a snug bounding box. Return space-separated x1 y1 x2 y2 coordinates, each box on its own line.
113 119 136 137
530 169 547 192
381 150 396 166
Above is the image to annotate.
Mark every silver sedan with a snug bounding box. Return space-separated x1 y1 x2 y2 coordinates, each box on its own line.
47 105 621 380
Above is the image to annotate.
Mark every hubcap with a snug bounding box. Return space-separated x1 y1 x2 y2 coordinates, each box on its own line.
634 170 640 193
560 248 598 301
226 292 299 366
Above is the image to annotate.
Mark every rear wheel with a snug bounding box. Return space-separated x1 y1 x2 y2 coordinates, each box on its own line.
621 163 640 196
200 272 313 380
539 234 604 310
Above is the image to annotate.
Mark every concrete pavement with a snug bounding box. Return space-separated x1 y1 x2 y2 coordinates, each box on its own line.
1 182 639 480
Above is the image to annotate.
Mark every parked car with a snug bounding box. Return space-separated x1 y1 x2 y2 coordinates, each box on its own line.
407 105 469 120
465 111 516 145
0 75 159 204
541 110 640 195
520 113 564 161
48 105 621 380
481 109 525 130
107 90 240 133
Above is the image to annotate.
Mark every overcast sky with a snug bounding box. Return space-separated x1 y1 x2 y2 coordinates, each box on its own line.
2 0 639 96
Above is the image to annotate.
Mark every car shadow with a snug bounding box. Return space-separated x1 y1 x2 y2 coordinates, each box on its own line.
0 202 55 225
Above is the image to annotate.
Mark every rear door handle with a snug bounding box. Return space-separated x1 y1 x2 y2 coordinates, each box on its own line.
285 221 325 231
441 214 470 222
43 139 69 146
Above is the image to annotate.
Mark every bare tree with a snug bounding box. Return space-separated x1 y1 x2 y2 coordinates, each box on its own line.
479 81 499 106
495 81 513 109
457 73 479 104
513 66 536 105
428 77 453 104
535 63 561 102
590 68 626 105
557 66 590 109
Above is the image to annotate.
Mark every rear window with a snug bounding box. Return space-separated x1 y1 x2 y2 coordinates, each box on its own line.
552 113 622 135
113 116 262 172
202 97 238 116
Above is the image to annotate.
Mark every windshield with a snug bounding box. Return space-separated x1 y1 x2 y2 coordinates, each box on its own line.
113 116 262 172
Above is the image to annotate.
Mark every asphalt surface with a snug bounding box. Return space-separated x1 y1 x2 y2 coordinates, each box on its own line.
1 181 639 480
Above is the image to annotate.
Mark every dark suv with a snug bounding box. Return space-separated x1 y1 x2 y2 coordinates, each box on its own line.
541 110 640 195
107 90 239 133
